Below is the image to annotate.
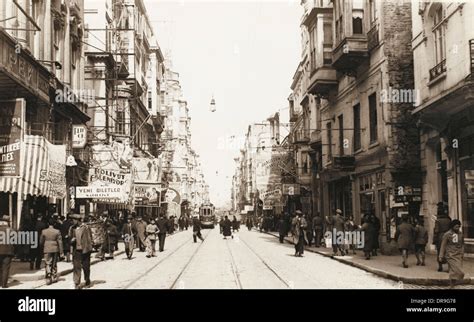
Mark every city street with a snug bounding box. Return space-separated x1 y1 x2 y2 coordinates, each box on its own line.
12 228 397 289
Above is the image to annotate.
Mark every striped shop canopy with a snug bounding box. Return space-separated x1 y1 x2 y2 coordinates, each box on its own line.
0 135 67 200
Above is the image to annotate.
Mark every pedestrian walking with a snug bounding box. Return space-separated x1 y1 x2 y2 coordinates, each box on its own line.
0 215 14 288
40 219 64 285
395 215 415 268
305 214 313 247
232 215 239 232
292 210 307 257
178 216 185 231
246 216 253 231
219 217 224 234
370 214 381 256
122 216 136 260
145 219 159 258
433 202 451 272
439 219 465 288
344 215 357 255
312 214 324 247
222 216 233 239
30 213 47 270
192 215 205 243
69 214 93 289
184 215 189 230
278 216 286 243
331 209 345 257
156 215 170 252
360 214 375 260
168 216 175 234
414 219 428 266
135 216 147 252
60 213 74 262
101 219 119 260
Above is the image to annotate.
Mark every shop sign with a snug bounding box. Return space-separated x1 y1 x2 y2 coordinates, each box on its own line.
72 125 87 148
0 99 25 177
133 184 161 207
75 186 125 199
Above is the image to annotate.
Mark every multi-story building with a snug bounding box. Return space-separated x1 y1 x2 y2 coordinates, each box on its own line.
232 114 287 219
82 0 165 218
0 0 89 228
160 58 209 218
290 0 421 253
412 1 474 253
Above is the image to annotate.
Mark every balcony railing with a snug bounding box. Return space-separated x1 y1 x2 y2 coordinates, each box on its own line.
367 24 379 52
429 59 446 81
293 129 310 144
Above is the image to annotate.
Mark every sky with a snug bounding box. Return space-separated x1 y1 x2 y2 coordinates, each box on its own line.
145 0 302 208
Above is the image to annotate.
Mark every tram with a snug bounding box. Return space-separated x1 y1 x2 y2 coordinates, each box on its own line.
199 203 216 228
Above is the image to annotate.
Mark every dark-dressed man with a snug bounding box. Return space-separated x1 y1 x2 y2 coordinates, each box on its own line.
69 214 93 289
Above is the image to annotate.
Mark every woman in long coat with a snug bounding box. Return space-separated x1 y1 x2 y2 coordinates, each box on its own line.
395 215 415 268
222 216 233 239
102 220 119 259
232 216 239 232
135 217 147 252
439 219 465 287
360 214 375 259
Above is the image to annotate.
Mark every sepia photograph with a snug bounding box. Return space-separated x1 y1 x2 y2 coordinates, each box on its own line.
0 0 473 320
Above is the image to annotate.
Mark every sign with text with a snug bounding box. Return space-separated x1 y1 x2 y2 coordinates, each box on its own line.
133 184 161 207
72 124 87 148
131 157 162 184
0 99 25 177
75 186 125 199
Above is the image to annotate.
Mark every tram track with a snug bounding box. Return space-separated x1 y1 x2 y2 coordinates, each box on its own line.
238 232 292 289
124 230 211 289
224 235 243 289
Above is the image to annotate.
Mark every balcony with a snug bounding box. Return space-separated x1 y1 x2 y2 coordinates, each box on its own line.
289 104 300 122
309 130 322 150
367 24 380 52
292 129 310 144
429 59 446 82
332 35 368 74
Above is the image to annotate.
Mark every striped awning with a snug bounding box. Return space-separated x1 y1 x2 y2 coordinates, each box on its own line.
0 135 66 199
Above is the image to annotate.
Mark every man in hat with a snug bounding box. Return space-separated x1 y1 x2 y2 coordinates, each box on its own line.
192 215 204 243
292 210 307 257
30 213 47 270
331 209 346 257
122 216 136 260
40 218 64 285
69 214 93 289
135 215 147 252
0 215 14 288
433 201 451 272
156 214 170 252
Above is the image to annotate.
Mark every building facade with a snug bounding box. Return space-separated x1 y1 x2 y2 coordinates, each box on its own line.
412 1 474 253
0 0 89 228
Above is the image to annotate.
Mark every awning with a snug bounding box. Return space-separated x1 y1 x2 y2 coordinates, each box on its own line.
0 135 66 199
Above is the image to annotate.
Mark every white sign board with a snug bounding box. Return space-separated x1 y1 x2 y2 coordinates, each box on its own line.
72 125 87 148
75 186 124 199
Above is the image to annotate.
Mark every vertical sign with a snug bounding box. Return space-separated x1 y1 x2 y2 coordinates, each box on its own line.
72 124 87 149
0 99 25 177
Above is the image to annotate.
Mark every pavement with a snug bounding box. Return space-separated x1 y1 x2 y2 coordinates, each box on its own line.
7 230 185 286
264 230 474 286
9 228 400 289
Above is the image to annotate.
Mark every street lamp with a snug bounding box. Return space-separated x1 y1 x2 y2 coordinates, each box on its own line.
210 95 216 112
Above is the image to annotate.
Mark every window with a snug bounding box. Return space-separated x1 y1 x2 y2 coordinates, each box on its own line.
369 93 378 143
433 5 446 64
327 122 332 159
369 0 377 23
353 104 361 151
116 110 125 135
338 114 344 156
352 0 364 34
335 0 344 43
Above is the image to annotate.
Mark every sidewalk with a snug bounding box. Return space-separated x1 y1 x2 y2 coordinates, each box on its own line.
9 244 126 283
8 229 186 284
265 231 474 286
